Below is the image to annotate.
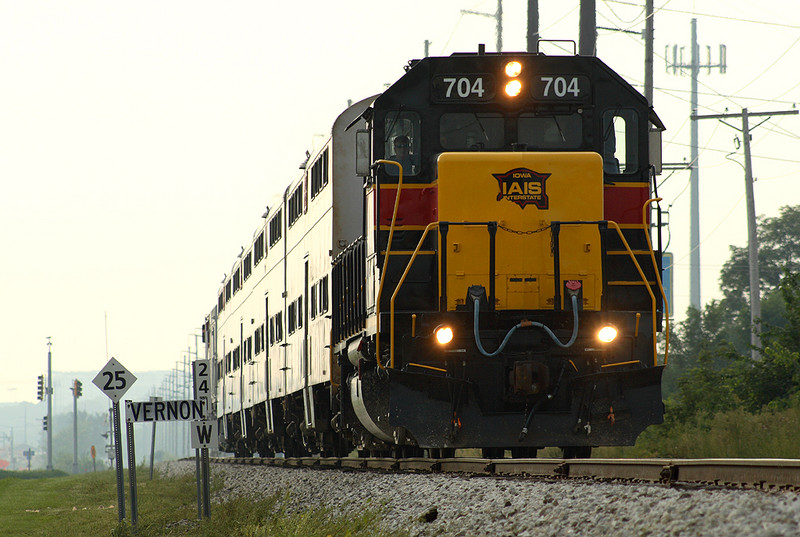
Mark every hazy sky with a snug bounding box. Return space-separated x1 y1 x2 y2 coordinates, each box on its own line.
1 1 798 403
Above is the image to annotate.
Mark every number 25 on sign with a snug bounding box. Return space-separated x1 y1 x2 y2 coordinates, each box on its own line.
93 357 137 402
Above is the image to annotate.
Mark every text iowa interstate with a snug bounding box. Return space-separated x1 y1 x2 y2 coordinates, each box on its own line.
125 399 207 423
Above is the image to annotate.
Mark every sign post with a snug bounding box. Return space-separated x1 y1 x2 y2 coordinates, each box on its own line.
126 419 138 528
149 396 161 480
22 449 34 471
192 359 213 519
92 357 137 524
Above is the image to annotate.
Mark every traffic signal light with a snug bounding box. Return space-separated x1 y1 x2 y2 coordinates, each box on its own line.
42 416 48 431
73 379 83 398
37 375 44 401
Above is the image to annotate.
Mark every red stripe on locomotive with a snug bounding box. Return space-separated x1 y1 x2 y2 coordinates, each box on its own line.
377 186 439 227
604 184 650 225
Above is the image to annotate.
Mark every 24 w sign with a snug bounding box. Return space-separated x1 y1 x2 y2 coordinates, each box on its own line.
193 359 211 401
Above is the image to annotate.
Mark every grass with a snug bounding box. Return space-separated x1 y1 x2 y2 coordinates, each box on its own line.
593 404 800 459
0 466 407 537
467 401 800 460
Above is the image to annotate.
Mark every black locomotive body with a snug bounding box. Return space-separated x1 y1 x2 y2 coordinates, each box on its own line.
206 47 668 458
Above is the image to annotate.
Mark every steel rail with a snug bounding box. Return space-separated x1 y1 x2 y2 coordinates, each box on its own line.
209 456 800 489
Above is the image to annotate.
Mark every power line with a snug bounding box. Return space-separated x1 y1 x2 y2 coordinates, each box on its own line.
642 85 798 107
605 0 800 29
666 141 800 164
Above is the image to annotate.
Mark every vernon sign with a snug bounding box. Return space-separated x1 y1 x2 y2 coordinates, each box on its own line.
125 399 206 423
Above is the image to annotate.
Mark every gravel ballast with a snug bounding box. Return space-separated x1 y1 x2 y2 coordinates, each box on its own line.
160 460 800 536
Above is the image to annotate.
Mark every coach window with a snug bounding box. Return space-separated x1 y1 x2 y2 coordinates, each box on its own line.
243 251 252 281
384 111 421 176
254 232 265 265
269 209 282 246
440 113 504 150
602 109 639 174
518 114 582 150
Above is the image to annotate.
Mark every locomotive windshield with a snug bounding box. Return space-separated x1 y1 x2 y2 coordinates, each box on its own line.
518 113 582 149
439 112 504 150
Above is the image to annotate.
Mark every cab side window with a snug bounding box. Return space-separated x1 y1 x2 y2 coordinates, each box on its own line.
602 109 639 174
385 111 421 176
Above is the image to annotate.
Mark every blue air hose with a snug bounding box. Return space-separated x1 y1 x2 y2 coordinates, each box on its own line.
474 295 580 358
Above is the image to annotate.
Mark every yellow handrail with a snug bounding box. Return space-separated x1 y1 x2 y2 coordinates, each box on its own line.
374 160 403 369
607 221 659 366
381 215 663 369
642 198 670 365
390 222 440 369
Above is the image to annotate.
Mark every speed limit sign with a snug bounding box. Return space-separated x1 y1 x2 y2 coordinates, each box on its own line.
92 357 137 403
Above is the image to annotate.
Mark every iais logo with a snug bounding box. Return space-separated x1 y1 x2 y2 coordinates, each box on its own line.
492 167 550 209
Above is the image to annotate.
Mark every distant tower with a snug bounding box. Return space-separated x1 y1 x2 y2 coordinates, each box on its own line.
666 18 726 310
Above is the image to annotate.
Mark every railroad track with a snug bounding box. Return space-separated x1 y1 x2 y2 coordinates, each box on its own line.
209 456 800 489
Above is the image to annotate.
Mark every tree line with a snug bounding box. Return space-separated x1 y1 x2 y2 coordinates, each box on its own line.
661 205 800 423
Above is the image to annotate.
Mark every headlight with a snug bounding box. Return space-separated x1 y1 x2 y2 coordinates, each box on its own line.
504 79 522 97
505 60 522 77
598 325 618 343
434 326 454 345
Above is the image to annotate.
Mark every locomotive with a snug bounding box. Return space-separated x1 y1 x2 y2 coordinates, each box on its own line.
203 44 669 459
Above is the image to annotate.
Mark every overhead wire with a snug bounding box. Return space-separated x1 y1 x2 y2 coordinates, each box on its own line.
604 0 800 30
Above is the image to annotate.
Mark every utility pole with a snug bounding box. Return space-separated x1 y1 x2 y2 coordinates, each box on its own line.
46 338 53 471
644 0 654 106
666 19 727 310
527 0 539 53
462 0 503 52
579 0 596 56
72 379 83 474
424 39 431 58
693 108 798 360
596 3 654 106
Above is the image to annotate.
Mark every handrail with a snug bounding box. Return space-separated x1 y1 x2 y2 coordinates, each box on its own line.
606 221 659 366
385 217 662 369
642 198 670 365
389 221 440 369
374 160 404 369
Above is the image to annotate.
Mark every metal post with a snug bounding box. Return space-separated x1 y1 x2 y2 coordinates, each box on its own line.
666 19 727 311
195 449 202 519
579 0 596 56
72 382 78 474
644 0 654 106
46 338 53 470
112 402 125 522
126 418 138 529
149 396 159 480
496 0 503 53
527 0 539 53
201 447 211 518
689 18 701 310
